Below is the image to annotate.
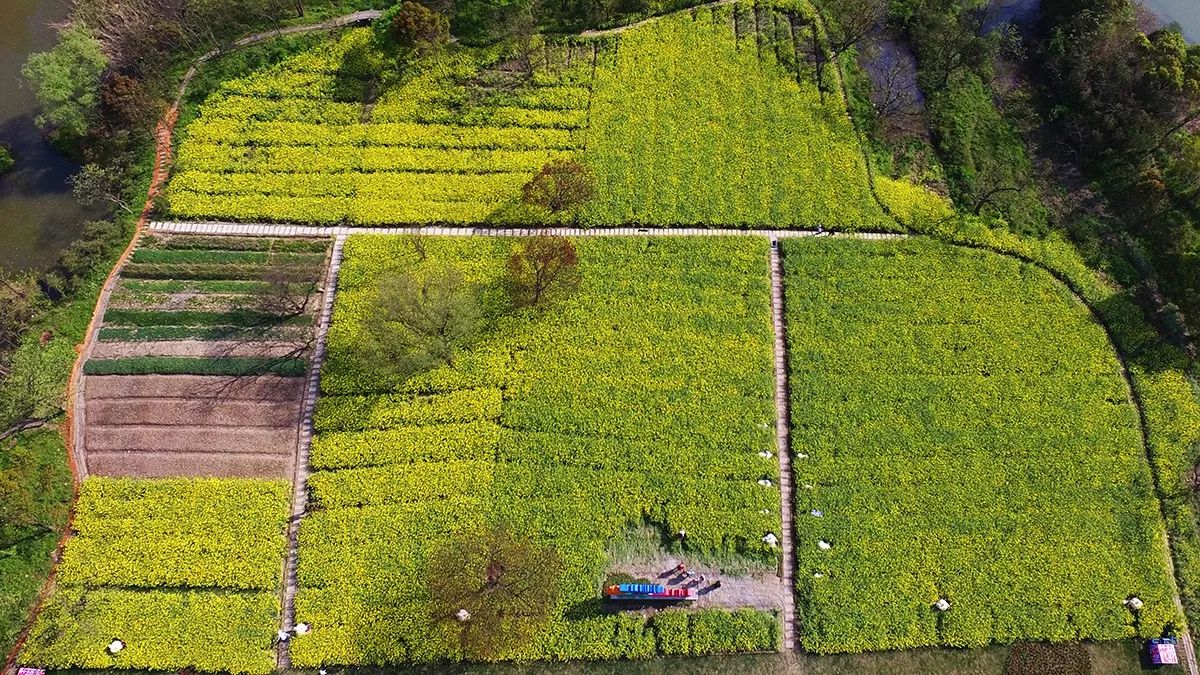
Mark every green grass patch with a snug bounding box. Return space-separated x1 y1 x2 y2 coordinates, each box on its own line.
0 430 72 651
84 356 308 377
293 236 780 665
783 237 1176 652
20 477 289 674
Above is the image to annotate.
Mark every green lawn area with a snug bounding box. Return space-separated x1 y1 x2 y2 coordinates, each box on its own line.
165 0 887 229
0 429 72 655
783 237 1178 653
19 478 290 674
292 236 781 665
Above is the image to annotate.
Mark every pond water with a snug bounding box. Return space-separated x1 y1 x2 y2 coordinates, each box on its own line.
0 0 94 272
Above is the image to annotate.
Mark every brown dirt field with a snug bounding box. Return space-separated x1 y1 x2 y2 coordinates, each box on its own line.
90 340 311 359
87 398 301 428
87 450 293 479
85 374 305 401
610 558 785 611
87 425 298 454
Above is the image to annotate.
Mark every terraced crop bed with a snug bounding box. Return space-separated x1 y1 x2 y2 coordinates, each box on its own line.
291 235 782 664
783 237 1177 653
165 0 886 230
82 234 331 478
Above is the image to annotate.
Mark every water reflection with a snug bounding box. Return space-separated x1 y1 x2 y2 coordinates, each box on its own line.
0 0 95 271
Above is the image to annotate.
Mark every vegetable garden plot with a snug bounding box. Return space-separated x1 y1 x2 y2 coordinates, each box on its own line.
292 236 781 665
20 478 291 674
783 238 1178 653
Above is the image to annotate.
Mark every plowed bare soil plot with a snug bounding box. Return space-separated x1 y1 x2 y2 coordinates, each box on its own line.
81 234 330 478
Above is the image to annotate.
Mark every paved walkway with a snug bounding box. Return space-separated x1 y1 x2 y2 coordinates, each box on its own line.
768 241 798 649
278 235 345 669
148 220 906 240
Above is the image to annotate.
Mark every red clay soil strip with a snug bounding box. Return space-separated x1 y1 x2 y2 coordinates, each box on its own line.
1 107 178 675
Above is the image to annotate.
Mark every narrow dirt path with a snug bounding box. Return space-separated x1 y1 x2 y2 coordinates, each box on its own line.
278 235 345 670
768 240 798 650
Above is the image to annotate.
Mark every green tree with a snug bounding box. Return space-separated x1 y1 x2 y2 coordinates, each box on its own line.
427 525 563 660
0 274 47 381
522 159 595 213
22 25 107 146
367 264 482 376
382 1 451 55
0 145 13 175
507 235 581 307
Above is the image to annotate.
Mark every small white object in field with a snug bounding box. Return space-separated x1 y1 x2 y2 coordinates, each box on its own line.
456 608 471 622
763 533 779 546
758 478 772 487
293 622 311 635
760 508 771 515
813 572 824 578
797 453 808 459
276 629 290 641
934 598 951 611
1126 597 1144 611
758 450 772 458
802 484 813 490
811 510 823 517
817 540 831 551
107 639 125 655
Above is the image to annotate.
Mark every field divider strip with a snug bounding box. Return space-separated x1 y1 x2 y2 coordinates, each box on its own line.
278 234 344 670
148 220 907 239
768 240 797 651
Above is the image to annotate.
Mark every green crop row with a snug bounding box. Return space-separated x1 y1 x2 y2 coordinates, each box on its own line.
175 144 573 175
130 248 325 265
295 236 780 665
121 261 324 281
170 170 530 201
310 421 503 469
783 237 1178 653
98 324 312 342
20 478 290 674
290 603 778 664
139 234 329 253
169 192 504 225
84 356 308 377
103 308 313 328
184 119 580 150
313 388 504 432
